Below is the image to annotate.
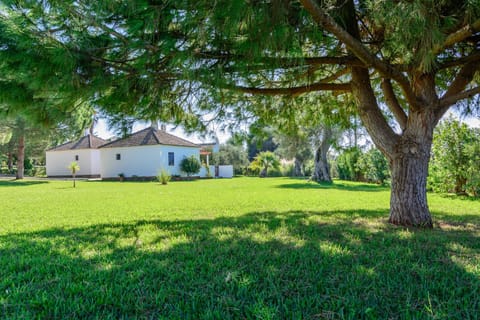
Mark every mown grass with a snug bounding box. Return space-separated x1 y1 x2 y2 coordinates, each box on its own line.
0 177 479 319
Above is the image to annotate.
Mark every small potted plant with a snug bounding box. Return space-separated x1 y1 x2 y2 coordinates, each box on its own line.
118 173 125 182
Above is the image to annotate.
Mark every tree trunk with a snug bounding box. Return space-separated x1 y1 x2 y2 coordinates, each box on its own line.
389 146 432 227
311 146 331 182
7 152 13 172
311 126 332 183
260 167 267 177
16 133 25 180
388 111 435 227
294 158 302 176
454 177 467 195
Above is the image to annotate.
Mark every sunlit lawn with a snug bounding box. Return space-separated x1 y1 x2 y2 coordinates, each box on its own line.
1 177 479 319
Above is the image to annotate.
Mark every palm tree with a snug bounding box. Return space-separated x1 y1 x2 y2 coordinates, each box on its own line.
249 151 280 177
68 161 80 188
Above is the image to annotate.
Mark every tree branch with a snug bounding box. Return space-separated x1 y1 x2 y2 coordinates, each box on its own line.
442 62 479 99
235 82 351 96
351 68 399 155
437 51 480 70
381 79 407 131
437 86 480 114
319 68 350 83
435 19 480 54
298 0 414 100
195 52 364 68
435 61 479 120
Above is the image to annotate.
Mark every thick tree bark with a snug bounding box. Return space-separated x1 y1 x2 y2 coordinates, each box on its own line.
311 147 331 182
16 133 25 180
388 110 435 227
389 143 432 227
311 126 332 183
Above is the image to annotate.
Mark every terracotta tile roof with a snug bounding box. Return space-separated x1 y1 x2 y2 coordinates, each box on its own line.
48 135 108 151
99 127 198 149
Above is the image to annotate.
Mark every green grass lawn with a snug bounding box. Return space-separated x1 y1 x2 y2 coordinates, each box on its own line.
0 177 479 319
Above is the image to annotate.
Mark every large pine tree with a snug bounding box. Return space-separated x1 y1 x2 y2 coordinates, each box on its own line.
1 0 479 226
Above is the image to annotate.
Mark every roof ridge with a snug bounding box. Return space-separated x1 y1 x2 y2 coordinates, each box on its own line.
98 127 198 148
72 136 86 149
48 134 109 151
152 128 161 144
156 129 199 146
46 139 74 151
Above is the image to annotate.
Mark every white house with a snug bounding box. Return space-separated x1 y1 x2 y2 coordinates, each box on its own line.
46 127 234 179
46 134 108 177
98 127 202 178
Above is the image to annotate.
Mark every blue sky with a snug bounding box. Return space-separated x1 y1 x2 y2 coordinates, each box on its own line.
94 119 230 144
93 111 479 145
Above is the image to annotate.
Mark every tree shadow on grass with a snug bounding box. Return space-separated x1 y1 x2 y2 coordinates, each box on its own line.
1 209 479 319
433 210 480 227
0 180 49 187
275 180 388 192
439 193 480 202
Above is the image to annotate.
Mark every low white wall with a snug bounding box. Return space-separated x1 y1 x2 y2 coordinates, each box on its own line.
217 165 234 178
100 145 200 178
199 165 233 178
46 149 100 176
199 165 215 177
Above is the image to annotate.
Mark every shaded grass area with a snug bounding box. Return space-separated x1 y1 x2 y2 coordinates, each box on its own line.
1 178 479 319
275 180 389 192
0 180 48 187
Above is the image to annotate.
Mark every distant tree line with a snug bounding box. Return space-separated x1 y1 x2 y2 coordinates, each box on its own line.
212 117 480 197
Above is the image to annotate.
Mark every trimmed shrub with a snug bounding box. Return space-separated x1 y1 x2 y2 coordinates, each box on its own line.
180 156 201 176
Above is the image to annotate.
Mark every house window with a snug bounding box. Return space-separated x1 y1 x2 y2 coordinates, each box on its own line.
116 153 121 160
168 152 174 166
75 155 79 161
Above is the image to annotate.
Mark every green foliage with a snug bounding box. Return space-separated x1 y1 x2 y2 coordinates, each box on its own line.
357 148 390 184
0 178 480 318
204 163 212 178
68 161 80 188
429 118 480 195
280 163 295 177
32 166 46 177
212 144 249 175
266 166 283 177
157 169 171 185
274 129 312 177
248 151 280 177
68 162 80 175
336 147 362 181
180 156 202 176
247 126 278 162
23 158 34 176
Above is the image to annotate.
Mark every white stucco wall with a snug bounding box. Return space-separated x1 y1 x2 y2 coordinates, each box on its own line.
90 150 101 175
46 149 101 176
99 145 200 178
199 165 233 178
217 165 234 178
